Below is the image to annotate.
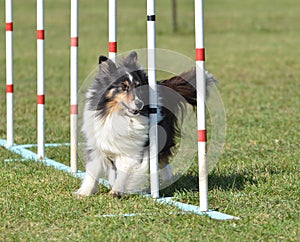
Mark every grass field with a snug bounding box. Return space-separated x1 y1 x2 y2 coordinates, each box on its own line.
0 0 299 241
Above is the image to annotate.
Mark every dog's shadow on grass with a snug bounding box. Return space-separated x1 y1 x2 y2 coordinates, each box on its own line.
160 171 258 197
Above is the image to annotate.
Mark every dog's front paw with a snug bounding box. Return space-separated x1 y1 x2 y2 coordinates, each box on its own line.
72 191 87 199
109 190 124 198
73 186 99 197
73 190 91 198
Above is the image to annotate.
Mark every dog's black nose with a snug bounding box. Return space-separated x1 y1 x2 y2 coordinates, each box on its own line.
135 99 144 110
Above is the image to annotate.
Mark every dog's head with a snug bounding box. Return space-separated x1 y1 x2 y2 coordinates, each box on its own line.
95 51 149 117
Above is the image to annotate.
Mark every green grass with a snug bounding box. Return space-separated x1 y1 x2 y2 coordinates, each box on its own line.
0 0 299 240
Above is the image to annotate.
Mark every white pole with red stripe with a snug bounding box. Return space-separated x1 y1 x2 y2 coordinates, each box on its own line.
108 0 117 63
37 0 45 160
147 0 159 198
195 0 208 211
5 0 14 147
70 0 79 173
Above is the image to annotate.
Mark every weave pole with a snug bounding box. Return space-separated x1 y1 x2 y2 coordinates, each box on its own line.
5 0 14 147
195 0 208 211
108 0 117 63
70 0 79 173
37 0 45 160
147 0 159 198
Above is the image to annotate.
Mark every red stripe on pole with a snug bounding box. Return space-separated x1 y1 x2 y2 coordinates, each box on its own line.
37 30 45 40
6 84 14 93
70 105 78 115
6 22 13 31
198 130 207 142
70 37 78 47
196 48 205 61
108 42 117 53
37 95 45 104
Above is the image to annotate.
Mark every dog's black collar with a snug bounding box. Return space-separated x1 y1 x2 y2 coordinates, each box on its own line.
148 108 157 114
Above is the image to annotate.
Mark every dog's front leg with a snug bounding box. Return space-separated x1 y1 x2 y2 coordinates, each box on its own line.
108 165 117 187
75 151 106 196
109 156 137 198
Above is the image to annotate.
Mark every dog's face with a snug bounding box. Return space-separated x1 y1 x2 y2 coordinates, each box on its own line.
96 52 148 117
105 71 145 116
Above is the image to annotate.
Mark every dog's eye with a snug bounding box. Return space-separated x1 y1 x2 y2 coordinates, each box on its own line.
121 83 129 92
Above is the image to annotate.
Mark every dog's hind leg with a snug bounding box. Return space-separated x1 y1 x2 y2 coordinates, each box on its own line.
158 154 173 186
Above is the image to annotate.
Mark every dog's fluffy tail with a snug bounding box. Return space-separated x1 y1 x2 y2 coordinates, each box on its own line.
159 68 217 107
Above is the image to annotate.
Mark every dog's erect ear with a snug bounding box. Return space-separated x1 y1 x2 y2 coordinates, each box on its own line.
98 55 117 75
99 55 108 64
124 51 138 66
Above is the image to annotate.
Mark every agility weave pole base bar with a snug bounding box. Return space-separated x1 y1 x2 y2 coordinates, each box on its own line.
0 139 239 220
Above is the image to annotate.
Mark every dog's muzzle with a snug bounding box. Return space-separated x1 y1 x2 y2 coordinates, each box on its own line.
134 99 144 111
122 99 144 115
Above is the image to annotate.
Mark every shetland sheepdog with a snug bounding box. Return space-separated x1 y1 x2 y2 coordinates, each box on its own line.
75 51 216 197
